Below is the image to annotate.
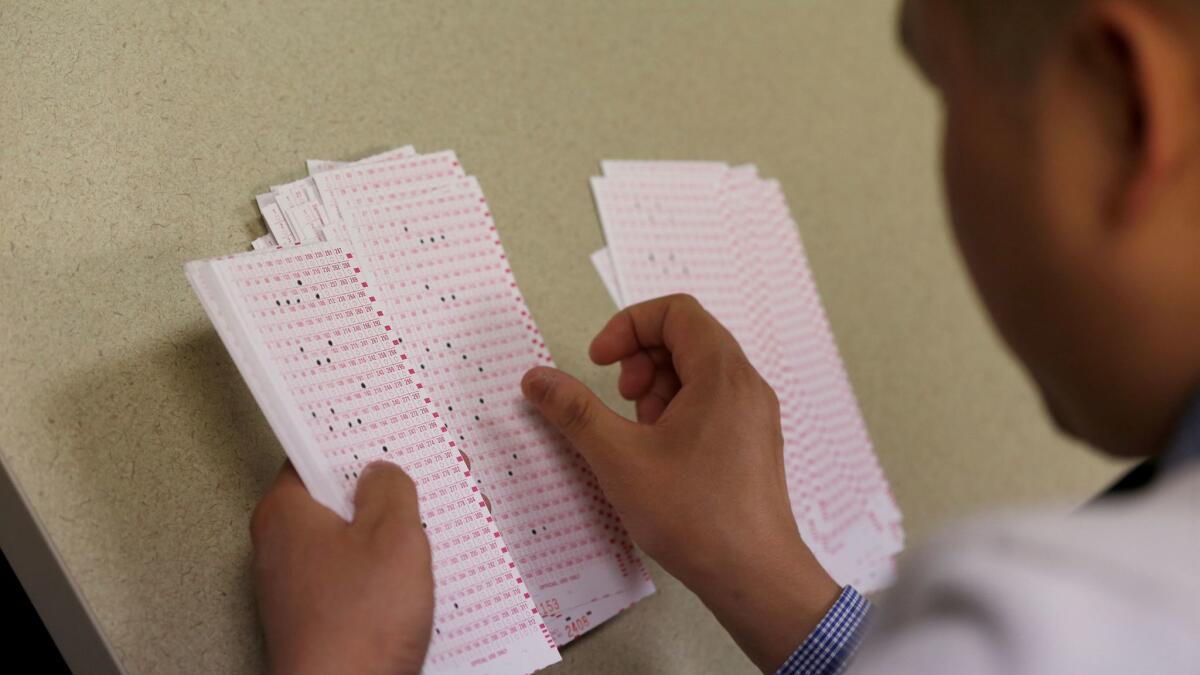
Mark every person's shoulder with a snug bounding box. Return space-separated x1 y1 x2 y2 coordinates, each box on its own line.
905 464 1199 601
998 463 1195 568
858 467 1200 674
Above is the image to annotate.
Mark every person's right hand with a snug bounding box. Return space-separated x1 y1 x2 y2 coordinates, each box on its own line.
521 294 840 673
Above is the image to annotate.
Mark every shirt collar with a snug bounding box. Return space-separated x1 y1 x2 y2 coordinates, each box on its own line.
1161 388 1200 473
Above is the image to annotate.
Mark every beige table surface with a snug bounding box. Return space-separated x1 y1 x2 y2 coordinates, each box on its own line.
0 1 1126 673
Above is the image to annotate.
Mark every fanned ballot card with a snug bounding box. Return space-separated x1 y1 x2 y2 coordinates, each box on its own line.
187 147 655 675
590 161 904 592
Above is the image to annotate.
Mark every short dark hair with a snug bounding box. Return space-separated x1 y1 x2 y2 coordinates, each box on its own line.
953 0 1200 77
952 0 1085 75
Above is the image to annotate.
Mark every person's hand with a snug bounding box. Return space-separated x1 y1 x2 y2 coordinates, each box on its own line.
521 294 840 673
250 461 434 675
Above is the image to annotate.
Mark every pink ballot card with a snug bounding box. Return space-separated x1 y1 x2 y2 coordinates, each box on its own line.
312 150 467 226
251 145 427 251
186 243 560 674
591 161 903 592
190 146 659 674
340 177 653 644
306 144 418 176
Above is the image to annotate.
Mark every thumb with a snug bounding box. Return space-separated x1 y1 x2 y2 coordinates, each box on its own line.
521 367 634 467
352 461 421 531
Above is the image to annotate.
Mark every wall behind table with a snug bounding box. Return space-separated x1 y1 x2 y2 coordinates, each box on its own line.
0 2 1122 672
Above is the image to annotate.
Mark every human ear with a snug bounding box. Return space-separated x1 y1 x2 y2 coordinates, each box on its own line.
1067 1 1200 222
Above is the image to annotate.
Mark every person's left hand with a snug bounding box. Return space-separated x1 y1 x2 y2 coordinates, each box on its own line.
250 461 434 675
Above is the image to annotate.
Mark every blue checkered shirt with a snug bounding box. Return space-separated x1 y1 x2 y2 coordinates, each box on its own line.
774 586 871 675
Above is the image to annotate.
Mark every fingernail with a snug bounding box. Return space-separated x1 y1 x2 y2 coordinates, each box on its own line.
360 461 389 479
521 367 554 402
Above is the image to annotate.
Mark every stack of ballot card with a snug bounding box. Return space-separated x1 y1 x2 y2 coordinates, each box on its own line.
590 161 905 592
187 146 656 675
187 147 905 675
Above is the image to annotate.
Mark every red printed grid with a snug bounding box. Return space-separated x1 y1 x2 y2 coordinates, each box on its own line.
592 163 903 591
343 177 654 645
196 243 559 674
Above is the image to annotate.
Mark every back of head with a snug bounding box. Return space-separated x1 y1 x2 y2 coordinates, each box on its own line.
902 0 1200 457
